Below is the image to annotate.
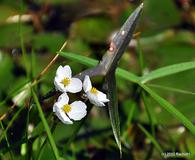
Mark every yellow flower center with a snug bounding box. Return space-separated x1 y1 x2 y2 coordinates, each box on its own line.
62 104 71 113
90 87 98 94
61 78 70 86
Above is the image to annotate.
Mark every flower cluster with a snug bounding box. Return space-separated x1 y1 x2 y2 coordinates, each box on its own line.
53 65 109 124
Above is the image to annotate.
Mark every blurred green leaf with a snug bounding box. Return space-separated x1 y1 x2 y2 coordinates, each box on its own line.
32 33 66 53
186 135 195 155
0 107 24 143
32 89 60 160
0 53 14 94
70 17 115 43
141 84 195 136
138 124 163 153
148 84 195 96
141 61 195 83
0 24 33 48
143 0 181 33
59 51 98 67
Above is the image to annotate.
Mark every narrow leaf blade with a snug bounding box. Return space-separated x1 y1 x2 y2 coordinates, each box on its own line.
32 89 60 160
141 84 195 135
59 51 140 83
59 51 98 67
138 124 163 153
141 61 195 83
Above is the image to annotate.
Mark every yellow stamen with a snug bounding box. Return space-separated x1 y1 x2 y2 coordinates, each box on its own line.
62 104 71 113
90 87 98 94
61 77 70 86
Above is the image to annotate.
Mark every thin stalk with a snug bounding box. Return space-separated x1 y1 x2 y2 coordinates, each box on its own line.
32 89 60 160
0 122 14 160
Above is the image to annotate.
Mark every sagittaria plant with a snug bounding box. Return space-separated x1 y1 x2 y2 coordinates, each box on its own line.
39 3 144 156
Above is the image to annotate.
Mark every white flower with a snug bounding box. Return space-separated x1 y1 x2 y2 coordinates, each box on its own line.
83 75 109 107
54 65 82 93
53 93 87 124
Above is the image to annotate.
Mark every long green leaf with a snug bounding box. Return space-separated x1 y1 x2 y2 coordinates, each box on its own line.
0 122 14 159
148 84 195 95
141 84 195 135
32 89 60 160
138 124 163 153
59 51 140 83
59 51 98 67
141 61 195 83
0 107 24 143
142 92 156 137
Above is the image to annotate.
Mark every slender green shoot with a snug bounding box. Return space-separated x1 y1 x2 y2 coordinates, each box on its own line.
141 61 195 83
32 89 60 160
141 84 195 135
0 121 14 160
142 92 156 137
0 107 24 143
138 124 163 153
148 84 195 96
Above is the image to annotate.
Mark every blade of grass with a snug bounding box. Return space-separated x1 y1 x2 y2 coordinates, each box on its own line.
141 61 195 83
138 124 163 153
32 89 60 160
148 84 195 96
36 118 57 160
0 122 14 160
121 102 136 145
0 80 30 107
141 84 195 135
59 51 140 83
58 51 98 67
116 68 140 84
0 107 24 143
142 92 156 137
25 106 31 160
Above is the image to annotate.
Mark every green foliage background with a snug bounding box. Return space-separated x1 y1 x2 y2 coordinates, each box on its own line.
0 0 195 159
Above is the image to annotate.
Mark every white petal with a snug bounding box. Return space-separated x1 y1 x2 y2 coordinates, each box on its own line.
53 102 58 112
66 78 82 93
57 93 69 105
53 93 69 112
56 65 72 79
87 92 105 107
83 75 92 93
54 77 67 92
97 91 109 102
55 106 73 124
67 101 87 121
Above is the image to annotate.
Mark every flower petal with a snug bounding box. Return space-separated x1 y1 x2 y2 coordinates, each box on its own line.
66 78 82 93
87 92 105 107
55 106 73 124
53 93 69 112
83 75 92 93
57 92 69 105
67 101 87 121
53 102 58 112
54 77 67 92
56 65 72 79
97 91 109 102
